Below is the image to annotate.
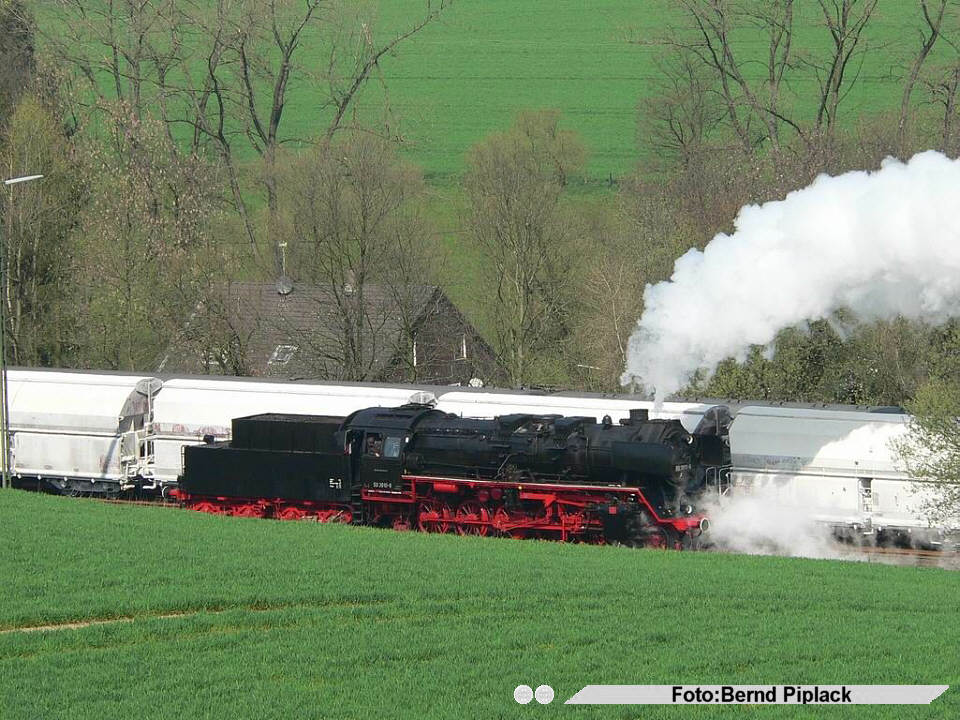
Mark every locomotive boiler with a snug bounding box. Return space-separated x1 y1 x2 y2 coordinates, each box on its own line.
178 403 727 548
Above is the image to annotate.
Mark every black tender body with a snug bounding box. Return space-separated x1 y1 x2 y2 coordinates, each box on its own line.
180 414 351 503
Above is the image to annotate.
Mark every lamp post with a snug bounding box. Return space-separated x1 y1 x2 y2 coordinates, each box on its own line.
1 174 43 489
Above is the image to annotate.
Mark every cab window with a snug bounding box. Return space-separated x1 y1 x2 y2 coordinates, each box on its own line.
382 436 402 459
364 433 383 457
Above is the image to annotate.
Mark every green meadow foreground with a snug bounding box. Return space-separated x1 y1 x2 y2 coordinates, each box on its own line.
1 491 956 719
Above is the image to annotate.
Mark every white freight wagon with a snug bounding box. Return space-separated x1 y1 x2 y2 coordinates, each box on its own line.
728 405 954 545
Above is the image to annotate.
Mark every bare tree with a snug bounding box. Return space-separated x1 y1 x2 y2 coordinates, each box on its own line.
651 1 753 152
1 95 83 366
639 48 725 166
280 132 436 381
926 61 960 152
647 1 797 153
0 0 35 124
73 104 224 371
171 0 447 272
898 0 950 150
40 1 180 122
572 259 644 391
42 0 451 273
174 285 260 376
805 0 880 135
570 180 698 390
464 110 585 388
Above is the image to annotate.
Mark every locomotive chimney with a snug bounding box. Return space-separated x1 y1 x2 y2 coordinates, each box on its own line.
629 408 649 422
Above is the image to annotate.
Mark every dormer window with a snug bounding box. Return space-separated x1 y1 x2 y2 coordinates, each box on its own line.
269 344 297 366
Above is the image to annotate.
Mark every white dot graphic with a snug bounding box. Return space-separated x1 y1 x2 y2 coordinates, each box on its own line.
514 685 534 704
535 685 555 705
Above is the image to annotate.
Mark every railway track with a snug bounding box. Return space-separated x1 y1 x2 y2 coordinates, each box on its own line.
832 544 960 569
858 546 958 558
92 497 181 509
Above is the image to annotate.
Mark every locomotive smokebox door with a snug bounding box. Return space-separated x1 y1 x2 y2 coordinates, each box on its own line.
358 431 404 491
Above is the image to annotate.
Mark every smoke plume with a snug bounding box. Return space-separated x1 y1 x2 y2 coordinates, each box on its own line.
621 151 960 398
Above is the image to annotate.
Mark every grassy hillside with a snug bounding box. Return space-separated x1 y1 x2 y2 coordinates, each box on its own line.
0 491 956 719
313 1 925 182
34 1 934 184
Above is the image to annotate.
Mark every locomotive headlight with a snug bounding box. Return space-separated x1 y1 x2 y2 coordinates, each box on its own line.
681 503 694 516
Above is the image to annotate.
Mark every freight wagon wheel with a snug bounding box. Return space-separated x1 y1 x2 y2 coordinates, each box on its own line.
417 500 453 533
455 501 490 536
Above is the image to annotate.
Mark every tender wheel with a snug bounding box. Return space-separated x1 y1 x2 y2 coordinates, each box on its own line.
192 501 223 515
455 501 490 536
232 503 265 518
276 505 307 521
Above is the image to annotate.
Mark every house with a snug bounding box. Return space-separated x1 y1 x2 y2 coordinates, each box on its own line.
161 281 501 386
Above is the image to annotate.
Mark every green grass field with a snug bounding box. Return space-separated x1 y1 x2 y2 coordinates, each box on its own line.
34 1 938 183
1 490 956 719
276 1 932 182
271 0 932 182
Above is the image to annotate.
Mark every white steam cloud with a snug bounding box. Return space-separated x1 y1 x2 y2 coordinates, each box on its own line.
701 488 846 560
622 151 960 398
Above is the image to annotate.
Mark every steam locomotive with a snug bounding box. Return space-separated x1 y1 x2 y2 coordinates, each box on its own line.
178 403 728 548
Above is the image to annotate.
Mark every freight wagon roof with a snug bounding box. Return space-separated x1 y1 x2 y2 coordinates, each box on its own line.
153 378 428 437
729 405 910 478
7 370 153 433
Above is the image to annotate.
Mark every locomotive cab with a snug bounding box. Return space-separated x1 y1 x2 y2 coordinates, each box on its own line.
343 405 440 493
349 429 406 491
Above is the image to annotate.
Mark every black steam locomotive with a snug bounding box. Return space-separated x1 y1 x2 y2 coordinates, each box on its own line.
178 403 728 548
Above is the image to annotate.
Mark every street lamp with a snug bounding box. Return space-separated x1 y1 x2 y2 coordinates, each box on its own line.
1 173 43 489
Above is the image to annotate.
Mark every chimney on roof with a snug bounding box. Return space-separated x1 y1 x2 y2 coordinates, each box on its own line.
277 241 293 295
344 268 356 296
